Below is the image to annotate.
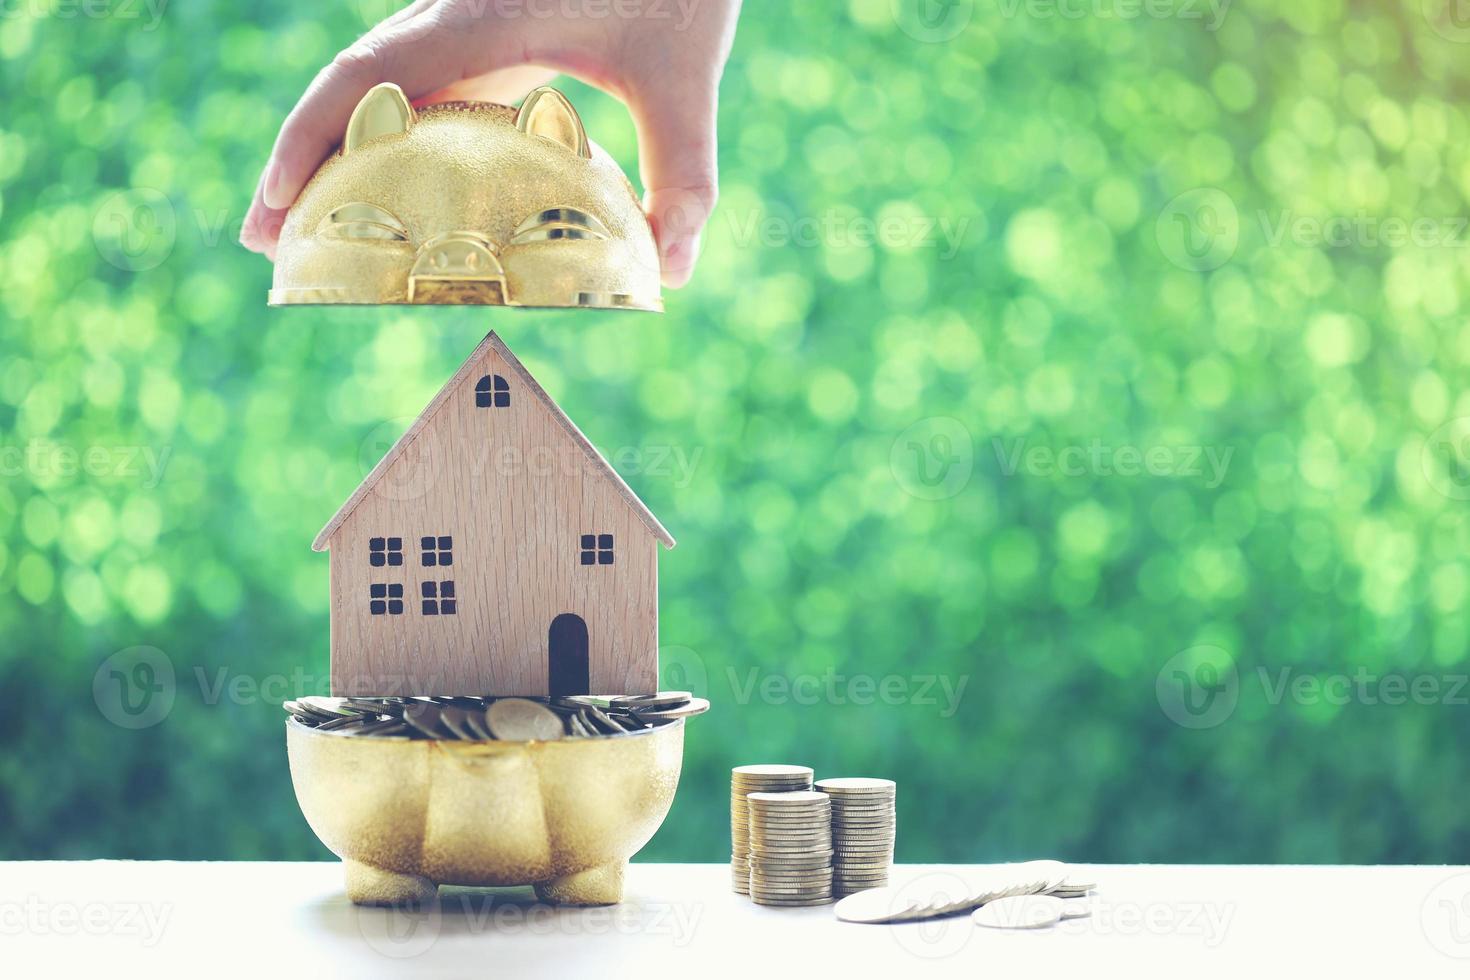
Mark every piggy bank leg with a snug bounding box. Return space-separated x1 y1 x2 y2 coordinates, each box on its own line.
343 859 437 906
533 861 626 906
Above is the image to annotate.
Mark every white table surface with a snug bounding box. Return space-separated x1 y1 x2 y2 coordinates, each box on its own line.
4 861 1468 976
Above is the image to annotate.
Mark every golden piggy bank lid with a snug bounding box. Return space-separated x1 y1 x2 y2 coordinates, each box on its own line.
269 84 662 312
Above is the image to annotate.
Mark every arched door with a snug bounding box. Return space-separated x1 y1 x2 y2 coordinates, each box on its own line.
548 613 589 697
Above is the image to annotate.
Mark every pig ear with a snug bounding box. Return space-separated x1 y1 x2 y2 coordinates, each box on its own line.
515 87 590 159
344 83 416 154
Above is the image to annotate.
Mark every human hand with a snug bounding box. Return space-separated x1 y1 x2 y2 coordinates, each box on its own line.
240 0 740 288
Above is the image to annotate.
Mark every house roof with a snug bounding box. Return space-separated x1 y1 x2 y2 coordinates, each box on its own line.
312 331 676 552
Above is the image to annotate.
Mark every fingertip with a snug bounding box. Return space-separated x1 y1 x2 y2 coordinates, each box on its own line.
261 158 294 211
241 197 288 260
659 233 699 289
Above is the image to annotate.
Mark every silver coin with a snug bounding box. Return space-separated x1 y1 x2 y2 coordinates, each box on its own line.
833 887 923 923
816 777 896 793
485 698 565 741
972 894 1075 930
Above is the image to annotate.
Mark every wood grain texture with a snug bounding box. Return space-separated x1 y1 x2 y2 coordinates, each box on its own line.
321 334 666 696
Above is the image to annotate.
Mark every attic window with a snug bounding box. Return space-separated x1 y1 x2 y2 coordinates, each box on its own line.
421 580 457 615
370 537 403 567
370 583 404 616
580 533 614 566
421 535 453 567
475 374 510 408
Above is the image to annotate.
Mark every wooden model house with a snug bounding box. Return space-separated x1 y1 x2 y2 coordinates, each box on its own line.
314 331 674 697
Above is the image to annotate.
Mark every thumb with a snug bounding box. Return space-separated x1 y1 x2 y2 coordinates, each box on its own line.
626 81 720 289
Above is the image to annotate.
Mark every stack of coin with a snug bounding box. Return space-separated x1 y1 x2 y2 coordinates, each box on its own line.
817 777 896 896
730 765 813 894
746 790 833 906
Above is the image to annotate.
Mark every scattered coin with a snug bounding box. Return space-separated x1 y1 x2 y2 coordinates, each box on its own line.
629 697 711 721
611 691 693 710
833 862 1097 925
972 894 1088 930
833 886 922 924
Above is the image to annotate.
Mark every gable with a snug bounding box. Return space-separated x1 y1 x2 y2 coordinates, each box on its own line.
313 331 675 552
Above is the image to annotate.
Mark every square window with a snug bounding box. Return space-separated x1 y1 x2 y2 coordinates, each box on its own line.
370 583 403 616
420 533 453 567
369 537 402 568
420 580 456 616
475 390 492 408
580 532 614 568
493 391 510 408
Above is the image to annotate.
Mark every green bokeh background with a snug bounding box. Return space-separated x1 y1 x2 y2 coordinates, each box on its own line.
3 0 1470 864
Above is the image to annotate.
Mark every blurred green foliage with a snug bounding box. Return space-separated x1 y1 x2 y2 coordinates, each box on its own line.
2 0 1470 865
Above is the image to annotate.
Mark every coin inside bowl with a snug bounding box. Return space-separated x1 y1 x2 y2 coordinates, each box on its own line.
283 693 707 742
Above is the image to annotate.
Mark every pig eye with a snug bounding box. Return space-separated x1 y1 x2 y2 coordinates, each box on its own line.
508 207 610 245
318 202 410 242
